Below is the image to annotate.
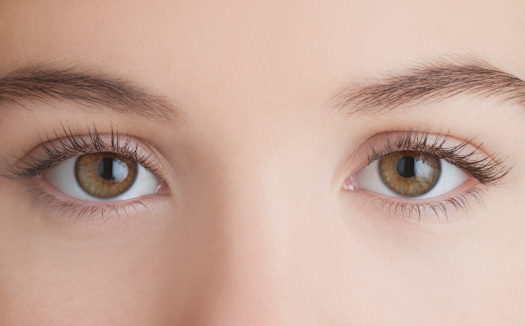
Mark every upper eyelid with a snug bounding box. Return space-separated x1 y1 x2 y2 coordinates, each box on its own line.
3 127 162 180
351 131 510 185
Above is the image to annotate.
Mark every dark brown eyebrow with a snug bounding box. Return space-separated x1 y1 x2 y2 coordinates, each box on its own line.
332 59 525 114
0 65 177 120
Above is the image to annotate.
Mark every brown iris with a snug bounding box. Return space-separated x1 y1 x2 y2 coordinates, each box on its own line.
378 151 441 197
75 153 138 199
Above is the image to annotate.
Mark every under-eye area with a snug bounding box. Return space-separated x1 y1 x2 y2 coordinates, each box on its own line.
344 131 510 222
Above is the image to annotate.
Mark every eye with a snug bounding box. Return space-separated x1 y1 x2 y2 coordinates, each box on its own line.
44 152 162 201
350 150 469 198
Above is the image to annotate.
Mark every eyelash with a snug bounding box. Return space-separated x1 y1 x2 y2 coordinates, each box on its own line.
4 124 160 220
3 126 511 223
367 131 509 184
5 124 158 179
359 130 511 221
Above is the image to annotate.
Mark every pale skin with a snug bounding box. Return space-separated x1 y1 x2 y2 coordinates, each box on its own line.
0 0 525 325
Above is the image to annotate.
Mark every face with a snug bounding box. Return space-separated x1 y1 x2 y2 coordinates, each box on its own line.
0 1 524 324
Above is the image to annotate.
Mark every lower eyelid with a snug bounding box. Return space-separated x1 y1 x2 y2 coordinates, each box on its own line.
346 178 483 225
24 177 160 223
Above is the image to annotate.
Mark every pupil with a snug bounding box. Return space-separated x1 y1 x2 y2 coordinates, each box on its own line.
397 156 416 178
98 157 116 180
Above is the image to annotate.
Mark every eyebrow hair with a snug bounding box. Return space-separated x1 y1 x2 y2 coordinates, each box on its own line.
0 65 177 120
332 59 525 114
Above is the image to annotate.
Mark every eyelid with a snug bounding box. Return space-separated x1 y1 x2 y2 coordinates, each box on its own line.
3 126 171 222
340 130 509 223
26 178 161 227
343 131 509 186
4 128 165 181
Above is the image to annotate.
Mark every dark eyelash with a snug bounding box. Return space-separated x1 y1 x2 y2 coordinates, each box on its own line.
3 123 157 179
366 130 510 185
360 130 510 222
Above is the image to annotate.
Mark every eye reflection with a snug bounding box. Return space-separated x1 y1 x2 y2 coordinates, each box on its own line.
379 151 441 197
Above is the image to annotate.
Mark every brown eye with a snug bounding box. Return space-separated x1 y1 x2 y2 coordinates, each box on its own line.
378 151 441 197
75 153 138 199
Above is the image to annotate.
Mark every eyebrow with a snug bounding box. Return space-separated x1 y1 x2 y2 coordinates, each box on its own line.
0 65 177 120
332 59 525 114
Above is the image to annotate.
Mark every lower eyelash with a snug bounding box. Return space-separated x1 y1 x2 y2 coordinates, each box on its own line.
26 181 149 223
369 188 485 223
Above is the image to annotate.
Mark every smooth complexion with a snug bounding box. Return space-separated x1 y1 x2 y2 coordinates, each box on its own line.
0 1 524 325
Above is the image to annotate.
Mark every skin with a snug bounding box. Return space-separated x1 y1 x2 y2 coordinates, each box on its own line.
0 0 524 324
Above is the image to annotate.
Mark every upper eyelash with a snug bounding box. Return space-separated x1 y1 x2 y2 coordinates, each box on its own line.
3 123 157 179
366 130 510 185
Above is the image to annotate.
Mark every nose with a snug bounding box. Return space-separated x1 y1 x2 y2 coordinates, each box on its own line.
175 149 331 325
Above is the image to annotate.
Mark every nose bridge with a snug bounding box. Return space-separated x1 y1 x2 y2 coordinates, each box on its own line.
185 141 323 324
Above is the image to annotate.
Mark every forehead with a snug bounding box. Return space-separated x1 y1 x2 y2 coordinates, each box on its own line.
0 1 524 110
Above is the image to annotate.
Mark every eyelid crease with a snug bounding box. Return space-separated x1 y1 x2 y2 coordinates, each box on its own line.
363 130 510 185
2 122 161 180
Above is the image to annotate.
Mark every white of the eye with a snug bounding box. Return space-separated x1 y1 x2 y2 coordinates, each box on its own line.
45 156 161 202
353 158 468 199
